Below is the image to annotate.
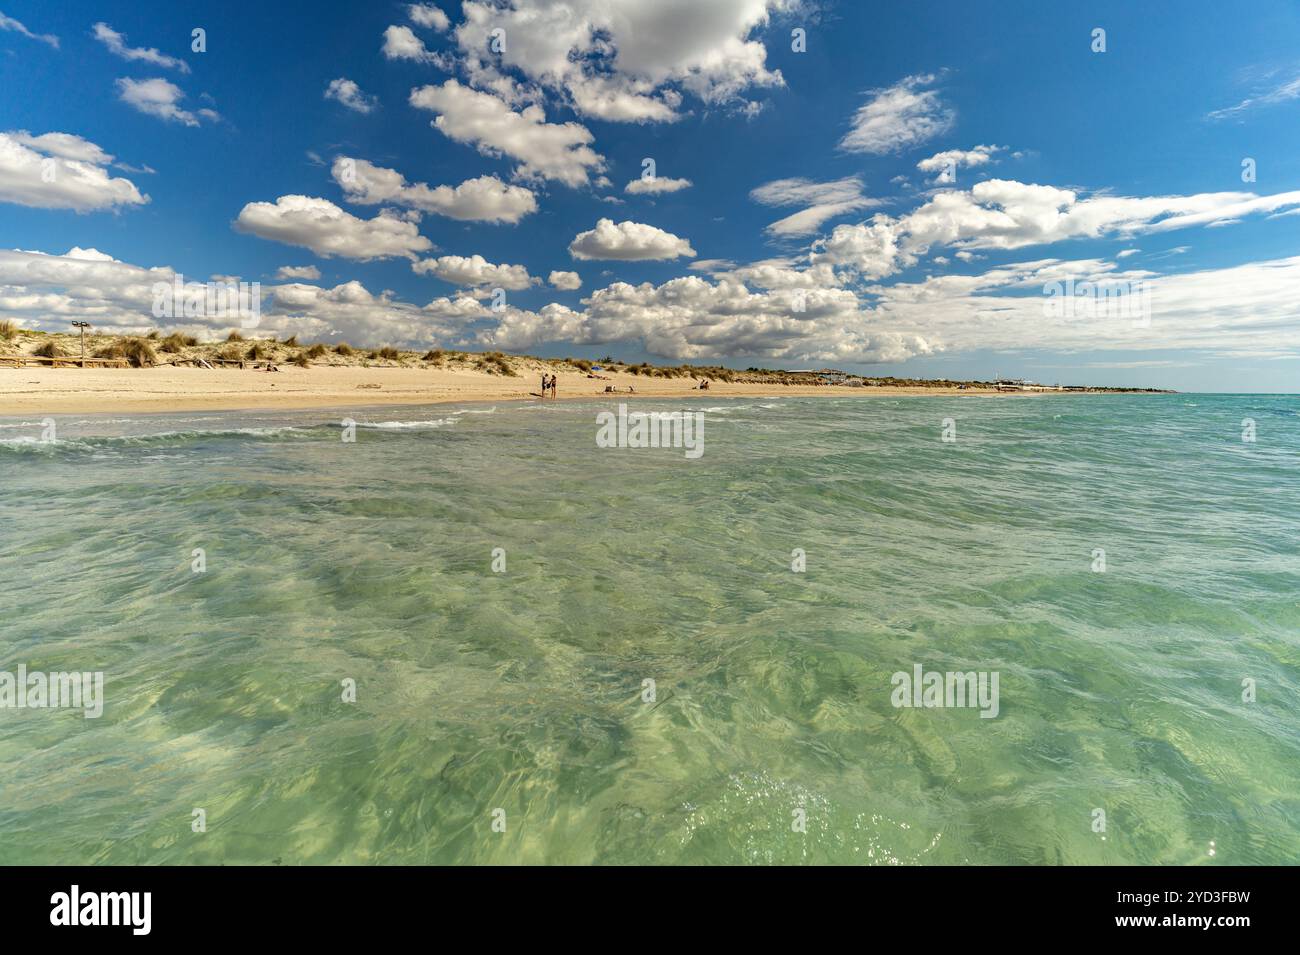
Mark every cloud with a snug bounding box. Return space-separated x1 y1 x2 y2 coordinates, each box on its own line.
749 176 878 236
0 11 57 47
689 258 737 272
548 270 582 290
813 179 1300 280
480 273 931 363
839 73 954 155
568 218 695 260
446 0 785 123
0 247 180 333
625 176 692 195
324 78 378 114
115 77 215 126
0 131 148 212
12 244 1300 367
268 280 490 345
916 144 1002 183
863 254 1300 359
234 195 433 261
409 80 604 187
275 265 321 280
1208 73 1300 120
332 157 537 223
382 24 445 65
412 253 536 290
408 4 450 31
93 22 189 72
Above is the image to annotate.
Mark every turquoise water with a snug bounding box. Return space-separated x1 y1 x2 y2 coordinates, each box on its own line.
1 394 1297 865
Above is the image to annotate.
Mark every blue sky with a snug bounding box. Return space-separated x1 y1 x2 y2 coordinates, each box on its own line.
2 0 1299 390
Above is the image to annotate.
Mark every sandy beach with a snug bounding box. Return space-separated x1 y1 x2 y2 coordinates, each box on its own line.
0 364 1006 415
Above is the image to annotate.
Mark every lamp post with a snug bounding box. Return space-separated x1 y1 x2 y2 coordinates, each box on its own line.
71 321 90 367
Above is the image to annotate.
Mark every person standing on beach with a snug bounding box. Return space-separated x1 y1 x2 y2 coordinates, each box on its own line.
541 373 549 397
550 374 558 399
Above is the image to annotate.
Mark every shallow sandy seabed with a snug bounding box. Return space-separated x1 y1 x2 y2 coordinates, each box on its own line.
0 366 1028 415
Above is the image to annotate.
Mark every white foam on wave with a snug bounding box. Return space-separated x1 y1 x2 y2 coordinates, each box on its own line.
356 418 457 430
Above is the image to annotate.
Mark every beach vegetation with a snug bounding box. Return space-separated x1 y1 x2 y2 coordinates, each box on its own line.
159 333 199 353
94 338 157 367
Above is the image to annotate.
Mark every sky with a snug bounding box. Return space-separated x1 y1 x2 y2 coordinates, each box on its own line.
1 0 1299 391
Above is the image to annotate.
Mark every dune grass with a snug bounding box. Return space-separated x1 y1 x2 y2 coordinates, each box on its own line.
93 338 157 367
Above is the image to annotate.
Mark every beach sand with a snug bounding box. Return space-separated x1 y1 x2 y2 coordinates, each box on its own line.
0 365 1005 415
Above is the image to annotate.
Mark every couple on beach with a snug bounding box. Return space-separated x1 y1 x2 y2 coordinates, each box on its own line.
540 373 558 399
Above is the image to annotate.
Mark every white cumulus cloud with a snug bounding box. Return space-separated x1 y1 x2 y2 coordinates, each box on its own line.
409 80 604 187
332 157 537 224
412 253 537 290
234 195 433 261
408 4 451 31
0 131 148 212
324 78 379 114
568 218 695 261
115 77 216 126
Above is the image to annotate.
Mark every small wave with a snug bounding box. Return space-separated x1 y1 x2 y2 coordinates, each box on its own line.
0 425 312 454
355 418 457 430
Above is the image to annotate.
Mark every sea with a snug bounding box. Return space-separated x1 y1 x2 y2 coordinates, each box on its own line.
1 393 1296 864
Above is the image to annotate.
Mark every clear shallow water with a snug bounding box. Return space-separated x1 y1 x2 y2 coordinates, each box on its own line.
1 394 1297 865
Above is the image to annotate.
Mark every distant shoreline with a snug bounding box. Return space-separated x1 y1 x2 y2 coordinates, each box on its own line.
0 328 1171 415
0 364 1170 416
